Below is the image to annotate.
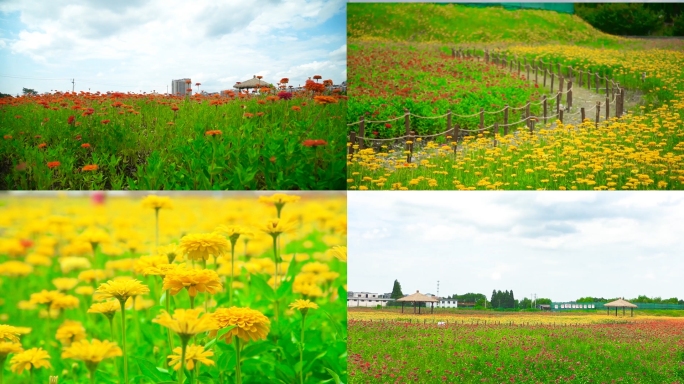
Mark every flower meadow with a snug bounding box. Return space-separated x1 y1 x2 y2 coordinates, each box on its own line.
348 310 684 383
0 192 347 383
0 83 346 190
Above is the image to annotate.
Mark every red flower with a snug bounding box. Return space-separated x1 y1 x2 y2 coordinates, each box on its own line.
37 143 47 148
302 139 327 147
3 135 12 140
47 161 61 169
171 105 179 112
373 131 379 136
385 123 391 129
292 106 301 111
101 119 111 124
205 130 222 136
75 135 82 140
67 115 75 125
20 239 33 248
82 164 98 171
269 156 276 163
81 143 91 148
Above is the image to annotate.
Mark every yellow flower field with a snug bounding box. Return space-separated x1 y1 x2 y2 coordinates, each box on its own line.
0 192 347 384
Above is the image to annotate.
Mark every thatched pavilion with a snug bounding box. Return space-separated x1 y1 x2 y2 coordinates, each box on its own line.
604 298 637 317
234 76 269 91
396 290 439 314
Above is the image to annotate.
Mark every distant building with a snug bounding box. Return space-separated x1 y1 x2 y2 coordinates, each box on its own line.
436 299 459 308
347 291 394 307
171 79 192 96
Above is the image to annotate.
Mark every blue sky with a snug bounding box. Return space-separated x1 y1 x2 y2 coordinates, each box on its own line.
349 192 684 302
0 0 346 95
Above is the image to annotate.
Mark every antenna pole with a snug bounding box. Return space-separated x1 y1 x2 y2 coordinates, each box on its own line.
72 78 75 92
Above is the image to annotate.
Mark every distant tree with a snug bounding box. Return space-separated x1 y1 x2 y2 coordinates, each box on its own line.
390 279 404 299
536 298 552 305
510 290 515 309
520 297 532 309
0 92 12 98
22 87 38 96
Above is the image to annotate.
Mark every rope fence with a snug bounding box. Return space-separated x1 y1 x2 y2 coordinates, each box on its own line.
348 46 632 163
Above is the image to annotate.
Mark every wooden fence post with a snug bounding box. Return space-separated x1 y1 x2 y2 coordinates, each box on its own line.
542 95 547 125
517 58 521 76
535 62 538 84
451 47 456 58
605 74 609 97
578 70 583 88
530 117 535 135
556 92 561 117
485 48 489 63
525 101 530 128
581 107 585 123
493 122 498 146
559 76 565 103
526 64 530 81
550 73 555 93
447 109 452 141
544 68 547 87
504 105 509 135
358 116 365 150
596 102 600 128
557 62 561 78
567 81 573 109
606 96 610 120
559 109 564 124
454 124 461 152
510 57 513 72
349 131 356 156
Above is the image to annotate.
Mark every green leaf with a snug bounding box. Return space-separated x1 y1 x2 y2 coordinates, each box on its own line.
133 357 173 382
325 368 344 384
204 325 236 349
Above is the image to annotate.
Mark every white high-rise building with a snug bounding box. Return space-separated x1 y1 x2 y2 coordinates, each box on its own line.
171 79 192 96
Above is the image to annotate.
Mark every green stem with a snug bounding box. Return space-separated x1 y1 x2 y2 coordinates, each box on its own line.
178 339 188 384
189 293 195 309
235 337 242 384
300 313 307 384
89 366 97 384
272 235 279 322
29 367 34 384
0 355 6 384
119 300 128 384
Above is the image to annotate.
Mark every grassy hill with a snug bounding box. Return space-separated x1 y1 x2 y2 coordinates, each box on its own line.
348 3 631 48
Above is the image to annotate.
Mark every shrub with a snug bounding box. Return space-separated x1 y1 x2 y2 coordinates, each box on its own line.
674 14 684 36
577 3 662 36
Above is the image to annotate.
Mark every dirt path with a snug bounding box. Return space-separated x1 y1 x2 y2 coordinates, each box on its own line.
493 59 643 128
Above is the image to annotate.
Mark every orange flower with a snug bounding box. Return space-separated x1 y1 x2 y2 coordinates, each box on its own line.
244 113 254 118
47 161 60 169
302 139 327 147
101 119 110 124
82 164 98 172
37 143 47 148
313 95 337 105
292 106 301 112
81 143 91 148
205 130 222 136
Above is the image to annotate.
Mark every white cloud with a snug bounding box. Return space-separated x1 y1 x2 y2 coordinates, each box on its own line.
0 0 346 94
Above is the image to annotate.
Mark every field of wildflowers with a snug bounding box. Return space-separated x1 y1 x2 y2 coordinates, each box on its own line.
347 13 684 190
0 82 346 190
348 309 684 383
0 192 347 383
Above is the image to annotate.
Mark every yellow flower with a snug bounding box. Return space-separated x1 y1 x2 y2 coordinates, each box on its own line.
153 309 217 340
55 320 86 346
75 286 95 296
178 233 230 261
258 217 298 237
60 257 91 274
0 341 23 357
0 324 21 343
77 269 108 283
211 307 270 343
143 262 185 277
62 339 122 370
78 227 110 246
168 344 214 371
289 299 319 315
52 278 79 291
157 244 180 263
162 268 223 297
50 294 80 311
10 347 52 374
87 300 120 319
141 195 173 210
258 193 300 207
30 290 64 307
95 279 150 302
214 225 246 244
329 246 347 262
133 254 168 275
0 261 34 276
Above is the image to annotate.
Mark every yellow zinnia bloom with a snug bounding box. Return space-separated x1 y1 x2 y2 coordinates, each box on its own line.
141 195 173 210
157 243 180 263
153 309 217 339
178 233 230 261
0 341 23 357
61 339 122 365
0 261 34 276
55 320 86 346
50 294 80 311
214 225 246 244
329 246 347 262
95 279 150 302
30 290 64 306
0 324 21 343
77 269 108 283
52 278 79 291
258 217 298 237
162 268 223 297
211 307 270 343
289 299 319 315
167 344 214 371
10 347 51 374
87 300 120 318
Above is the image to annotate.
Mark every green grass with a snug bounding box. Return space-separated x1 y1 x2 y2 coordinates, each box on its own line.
348 3 638 49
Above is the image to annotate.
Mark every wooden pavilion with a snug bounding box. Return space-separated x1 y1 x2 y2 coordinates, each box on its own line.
396 290 439 314
604 298 637 317
234 76 269 91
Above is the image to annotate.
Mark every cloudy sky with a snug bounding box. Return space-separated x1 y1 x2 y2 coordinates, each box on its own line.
0 0 346 95
349 192 684 302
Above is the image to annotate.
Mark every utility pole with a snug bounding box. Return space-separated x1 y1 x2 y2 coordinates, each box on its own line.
72 78 74 92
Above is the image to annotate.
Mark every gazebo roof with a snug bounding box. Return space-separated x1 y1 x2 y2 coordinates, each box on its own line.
604 298 637 308
396 290 439 303
234 76 269 89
